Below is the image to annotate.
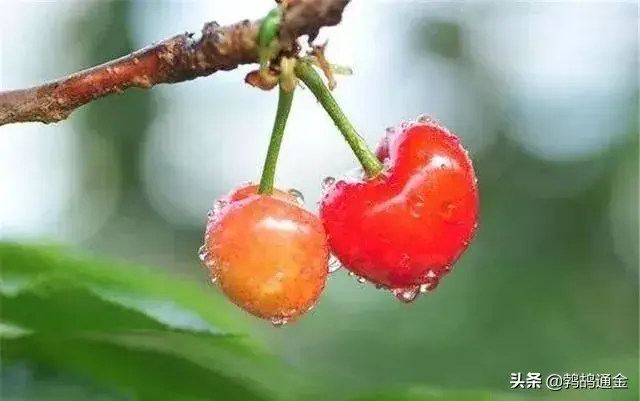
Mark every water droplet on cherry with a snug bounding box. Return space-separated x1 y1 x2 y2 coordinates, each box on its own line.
439 202 456 220
393 286 421 303
408 193 426 218
321 176 336 192
416 114 439 126
271 317 289 327
356 276 366 284
198 245 207 262
328 253 342 273
207 199 227 221
287 188 305 206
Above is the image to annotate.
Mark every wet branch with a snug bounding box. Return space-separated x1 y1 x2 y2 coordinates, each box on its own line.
0 0 351 127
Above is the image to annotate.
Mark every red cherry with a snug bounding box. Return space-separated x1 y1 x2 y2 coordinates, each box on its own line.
202 184 329 324
319 117 479 295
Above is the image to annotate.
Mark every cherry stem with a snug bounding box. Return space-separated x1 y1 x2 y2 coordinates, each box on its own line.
294 60 383 178
258 85 295 195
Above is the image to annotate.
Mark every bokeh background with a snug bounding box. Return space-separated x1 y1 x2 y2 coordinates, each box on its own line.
1 0 638 400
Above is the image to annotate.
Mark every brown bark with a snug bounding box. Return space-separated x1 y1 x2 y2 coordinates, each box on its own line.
0 0 351 126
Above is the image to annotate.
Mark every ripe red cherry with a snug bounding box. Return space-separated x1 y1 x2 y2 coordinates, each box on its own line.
201 184 329 324
319 117 479 297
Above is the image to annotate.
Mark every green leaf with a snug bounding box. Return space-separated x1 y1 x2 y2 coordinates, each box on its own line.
2 333 274 401
0 286 168 335
0 242 255 337
0 243 319 401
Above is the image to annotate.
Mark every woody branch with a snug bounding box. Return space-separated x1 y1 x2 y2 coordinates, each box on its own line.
0 0 350 127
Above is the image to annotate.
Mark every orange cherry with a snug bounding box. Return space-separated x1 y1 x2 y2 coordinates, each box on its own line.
201 184 329 325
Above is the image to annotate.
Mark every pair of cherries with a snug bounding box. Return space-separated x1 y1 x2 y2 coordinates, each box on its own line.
199 116 479 325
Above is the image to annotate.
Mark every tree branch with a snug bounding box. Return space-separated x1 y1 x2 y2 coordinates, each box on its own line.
0 0 351 127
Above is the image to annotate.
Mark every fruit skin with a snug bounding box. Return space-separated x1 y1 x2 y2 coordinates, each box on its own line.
319 118 479 290
203 184 329 322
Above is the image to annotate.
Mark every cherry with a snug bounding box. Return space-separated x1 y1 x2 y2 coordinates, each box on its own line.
202 184 329 324
319 117 479 293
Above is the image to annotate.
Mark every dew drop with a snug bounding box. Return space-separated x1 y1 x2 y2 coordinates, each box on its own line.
197 245 208 262
408 194 426 218
439 203 456 220
328 253 342 273
343 167 366 182
287 188 305 206
271 317 289 327
210 199 228 217
210 275 218 284
347 271 356 277
426 270 438 279
321 176 336 192
356 276 366 284
416 114 439 126
393 286 420 303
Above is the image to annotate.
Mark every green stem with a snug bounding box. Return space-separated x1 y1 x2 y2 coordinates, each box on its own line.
258 85 295 194
294 61 383 178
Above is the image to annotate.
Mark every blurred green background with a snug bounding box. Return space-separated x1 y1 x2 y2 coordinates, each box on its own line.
0 1 637 401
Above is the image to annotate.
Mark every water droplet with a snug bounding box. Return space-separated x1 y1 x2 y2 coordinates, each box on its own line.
408 194 426 218
393 286 420 303
209 199 227 218
426 270 438 279
416 114 440 126
210 275 218 284
356 276 366 284
307 304 316 312
440 203 456 220
347 271 356 277
419 283 430 293
334 180 348 191
287 188 305 206
342 168 365 182
328 254 342 273
271 317 289 327
197 245 208 261
321 176 336 191
445 265 454 273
